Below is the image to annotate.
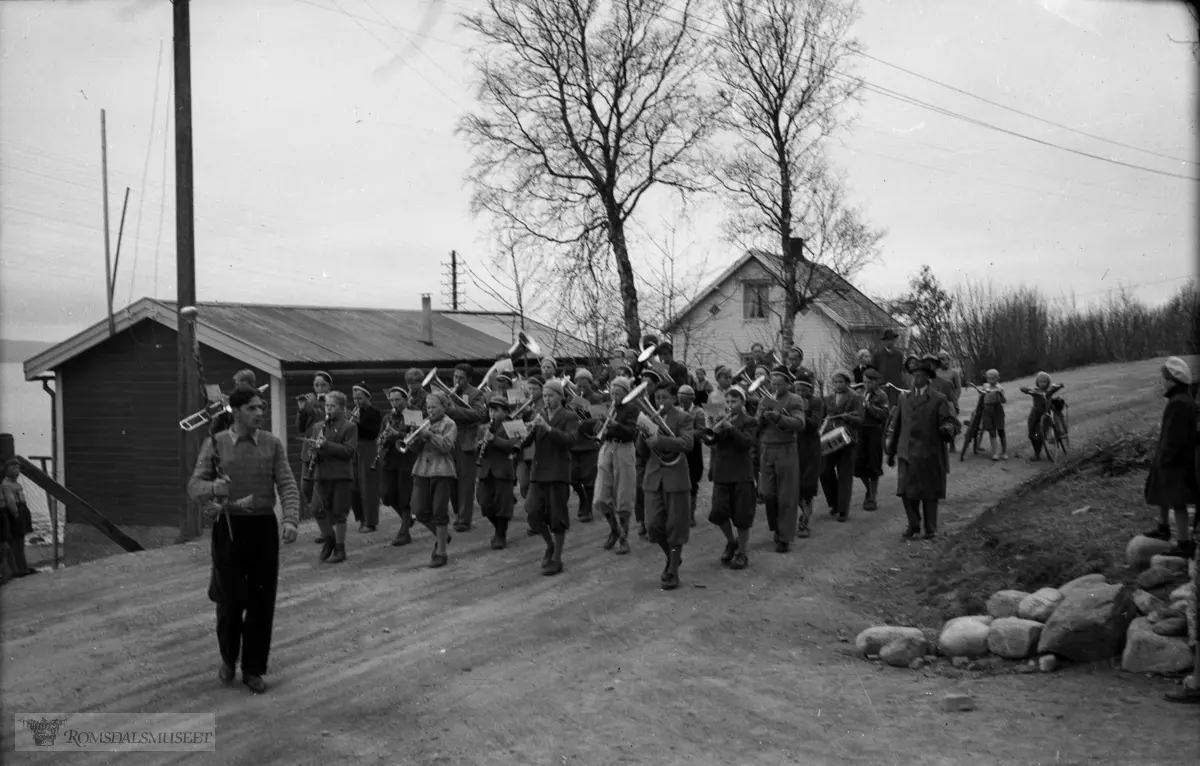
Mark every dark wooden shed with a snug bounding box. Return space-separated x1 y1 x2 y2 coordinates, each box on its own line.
23 297 590 551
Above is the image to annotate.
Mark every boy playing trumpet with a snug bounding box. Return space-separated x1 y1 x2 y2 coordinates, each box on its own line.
702 386 758 570
636 383 695 590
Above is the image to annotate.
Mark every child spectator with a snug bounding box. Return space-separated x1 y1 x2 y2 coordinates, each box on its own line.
1143 357 1198 559
978 368 1008 461
1019 372 1064 461
1 458 36 578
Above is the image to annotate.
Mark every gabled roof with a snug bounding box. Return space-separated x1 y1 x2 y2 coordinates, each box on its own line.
664 250 901 334
24 298 590 380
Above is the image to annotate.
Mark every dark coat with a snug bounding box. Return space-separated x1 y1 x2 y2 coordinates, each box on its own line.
354 404 382 442
529 405 579 483
639 406 695 493
703 411 757 484
478 416 520 481
1145 384 1199 508
756 391 808 443
886 387 955 501
822 391 865 442
446 384 487 452
313 418 358 481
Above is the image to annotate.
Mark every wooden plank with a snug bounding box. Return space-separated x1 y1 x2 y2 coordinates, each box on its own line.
15 455 144 553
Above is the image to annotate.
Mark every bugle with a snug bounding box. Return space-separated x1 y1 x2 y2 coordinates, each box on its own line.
180 384 269 431
632 395 683 467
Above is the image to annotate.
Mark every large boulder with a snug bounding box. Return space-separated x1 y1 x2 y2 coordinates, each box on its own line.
1151 612 1188 638
939 616 992 658
1018 588 1065 622
987 590 1029 619
1138 566 1184 590
1037 583 1138 662
987 617 1045 659
880 635 929 668
1150 555 1189 574
855 626 926 656
1126 536 1177 571
1121 617 1194 673
1169 583 1195 603
1058 573 1107 595
1133 589 1167 616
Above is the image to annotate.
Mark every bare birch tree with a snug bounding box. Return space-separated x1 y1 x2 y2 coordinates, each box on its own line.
714 0 883 348
457 0 721 349
463 231 552 329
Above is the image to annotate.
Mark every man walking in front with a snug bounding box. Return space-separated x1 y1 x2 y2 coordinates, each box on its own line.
188 385 300 694
886 358 955 539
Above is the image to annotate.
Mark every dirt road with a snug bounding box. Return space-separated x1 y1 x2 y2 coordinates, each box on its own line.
3 357 1196 765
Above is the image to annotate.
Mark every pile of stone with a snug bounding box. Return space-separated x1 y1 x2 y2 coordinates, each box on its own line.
856 535 1196 676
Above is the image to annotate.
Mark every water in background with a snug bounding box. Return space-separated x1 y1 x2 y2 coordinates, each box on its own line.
1 362 60 559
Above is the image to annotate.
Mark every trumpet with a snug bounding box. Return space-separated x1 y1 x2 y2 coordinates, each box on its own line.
180 384 270 431
424 367 472 408
632 395 683 467
396 419 432 454
747 376 776 401
701 410 734 442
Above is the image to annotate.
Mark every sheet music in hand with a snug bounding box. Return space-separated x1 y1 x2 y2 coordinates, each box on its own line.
501 420 529 440
401 409 424 427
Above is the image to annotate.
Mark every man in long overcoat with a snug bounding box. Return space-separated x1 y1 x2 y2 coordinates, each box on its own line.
885 357 956 539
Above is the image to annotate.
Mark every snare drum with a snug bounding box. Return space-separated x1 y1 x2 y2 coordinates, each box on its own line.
820 426 853 456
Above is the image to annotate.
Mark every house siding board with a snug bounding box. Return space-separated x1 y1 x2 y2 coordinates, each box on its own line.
60 320 271 530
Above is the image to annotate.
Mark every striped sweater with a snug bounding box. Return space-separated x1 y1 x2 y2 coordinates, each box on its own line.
188 428 301 527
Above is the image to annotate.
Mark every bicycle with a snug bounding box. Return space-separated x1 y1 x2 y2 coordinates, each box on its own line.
959 386 988 461
1019 384 1068 462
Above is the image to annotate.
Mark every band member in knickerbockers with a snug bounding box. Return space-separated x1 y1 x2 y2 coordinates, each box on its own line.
677 384 706 527
350 383 383 533
794 370 824 537
477 395 520 549
188 385 300 694
526 379 579 576
570 368 605 523
380 386 418 546
594 376 641 556
412 391 458 568
757 365 807 552
444 364 487 532
638 381 695 590
886 357 956 540
309 391 358 563
819 371 864 523
703 385 758 570
299 371 332 543
854 369 890 511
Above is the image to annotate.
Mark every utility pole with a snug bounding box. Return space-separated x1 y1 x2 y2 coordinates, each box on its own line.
441 250 464 310
174 0 203 541
100 110 116 337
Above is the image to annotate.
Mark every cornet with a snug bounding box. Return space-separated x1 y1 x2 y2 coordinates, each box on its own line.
396 419 432 453
747 376 776 401
180 384 270 431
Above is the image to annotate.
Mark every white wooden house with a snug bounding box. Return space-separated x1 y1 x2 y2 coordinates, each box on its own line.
662 249 904 379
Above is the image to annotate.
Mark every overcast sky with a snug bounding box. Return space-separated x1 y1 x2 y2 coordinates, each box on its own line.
0 0 1195 342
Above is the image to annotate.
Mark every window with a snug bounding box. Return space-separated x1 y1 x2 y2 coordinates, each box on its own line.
743 281 770 320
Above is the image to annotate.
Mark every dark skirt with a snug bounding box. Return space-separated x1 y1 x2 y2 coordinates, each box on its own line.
980 403 1005 434
854 427 884 479
1145 464 1200 509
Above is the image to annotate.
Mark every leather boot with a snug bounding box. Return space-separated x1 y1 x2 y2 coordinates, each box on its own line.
616 517 631 555
658 541 671 581
319 538 336 562
922 501 938 538
662 546 682 590
603 513 620 550
326 544 346 563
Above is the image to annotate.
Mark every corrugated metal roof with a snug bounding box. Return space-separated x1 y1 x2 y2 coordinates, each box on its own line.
158 301 590 364
442 312 592 359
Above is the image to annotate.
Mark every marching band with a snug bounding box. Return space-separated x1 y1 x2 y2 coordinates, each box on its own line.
191 331 932 590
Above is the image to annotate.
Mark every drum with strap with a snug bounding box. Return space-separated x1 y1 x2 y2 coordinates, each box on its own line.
820 425 853 456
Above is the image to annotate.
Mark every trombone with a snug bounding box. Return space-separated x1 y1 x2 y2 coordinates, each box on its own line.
747 375 776 401
180 384 269 431
631 389 683 467
590 381 645 442
423 367 471 408
636 343 659 366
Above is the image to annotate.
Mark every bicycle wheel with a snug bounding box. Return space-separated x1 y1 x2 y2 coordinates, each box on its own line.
1041 414 1057 463
1055 412 1069 454
960 407 982 461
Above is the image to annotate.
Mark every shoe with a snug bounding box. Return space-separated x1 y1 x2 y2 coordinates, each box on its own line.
603 531 619 550
1164 684 1200 704
453 523 471 533
1165 540 1196 559
359 525 377 534
391 531 412 547
775 541 789 553
661 572 680 590
326 544 346 564
923 531 937 540
720 541 737 565
319 539 335 562
616 538 630 555
637 524 648 538
314 535 328 545
578 513 593 523
863 499 877 511
730 552 748 570
218 664 235 686
837 512 848 523
243 673 267 694
490 535 507 550
541 560 564 576
430 553 448 568
796 525 811 539
902 528 920 539
356 524 367 533
541 548 554 568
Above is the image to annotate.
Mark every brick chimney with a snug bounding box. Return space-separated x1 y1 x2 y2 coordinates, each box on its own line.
788 237 806 261
420 294 434 346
